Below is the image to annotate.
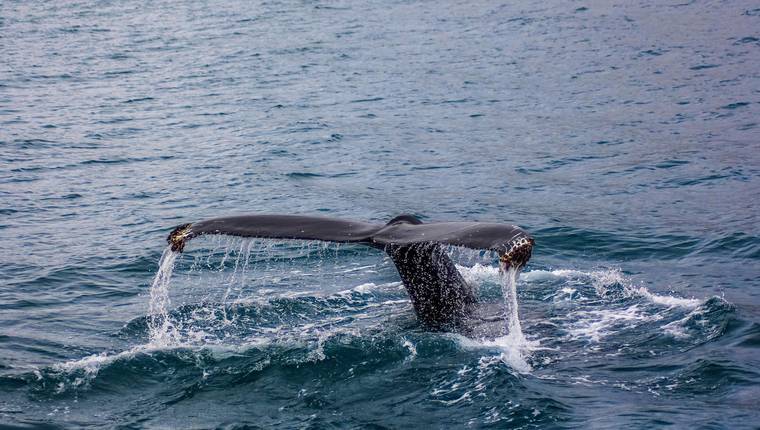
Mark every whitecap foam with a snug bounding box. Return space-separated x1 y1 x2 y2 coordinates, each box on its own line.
630 286 700 309
50 344 166 392
661 317 690 338
524 268 701 309
659 298 728 340
401 337 417 361
564 304 660 342
520 269 563 282
53 348 138 377
335 281 403 296
452 334 538 373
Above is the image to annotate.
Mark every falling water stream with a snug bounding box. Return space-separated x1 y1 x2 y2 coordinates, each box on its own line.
498 265 533 372
147 247 180 347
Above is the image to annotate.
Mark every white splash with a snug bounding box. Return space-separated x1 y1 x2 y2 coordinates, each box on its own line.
565 305 655 342
50 338 280 392
147 247 180 346
500 267 527 346
454 262 537 372
660 300 726 340
497 265 534 372
523 268 701 309
457 263 500 285
402 337 418 361
630 286 700 309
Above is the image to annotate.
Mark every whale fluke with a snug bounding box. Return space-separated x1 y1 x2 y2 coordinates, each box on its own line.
167 214 533 329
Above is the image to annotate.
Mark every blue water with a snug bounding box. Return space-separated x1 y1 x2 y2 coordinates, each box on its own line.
2 0 760 428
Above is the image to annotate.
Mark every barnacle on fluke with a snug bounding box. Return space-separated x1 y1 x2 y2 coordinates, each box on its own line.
500 236 535 270
167 223 193 252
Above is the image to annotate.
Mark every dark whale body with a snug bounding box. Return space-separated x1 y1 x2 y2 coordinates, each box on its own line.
168 214 533 329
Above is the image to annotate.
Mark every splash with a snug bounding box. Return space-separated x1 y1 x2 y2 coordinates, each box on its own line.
495 265 534 372
143 238 358 346
42 248 185 392
56 239 542 386
147 247 180 346
500 267 525 344
520 268 701 309
449 260 537 372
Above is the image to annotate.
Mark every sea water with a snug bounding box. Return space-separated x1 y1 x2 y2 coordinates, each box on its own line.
1 0 759 427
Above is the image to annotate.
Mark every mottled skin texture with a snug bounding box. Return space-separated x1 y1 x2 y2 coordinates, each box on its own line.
168 214 533 329
386 242 477 330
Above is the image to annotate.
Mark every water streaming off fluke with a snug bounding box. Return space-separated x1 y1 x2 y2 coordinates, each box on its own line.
498 265 534 372
143 238 537 371
147 247 180 346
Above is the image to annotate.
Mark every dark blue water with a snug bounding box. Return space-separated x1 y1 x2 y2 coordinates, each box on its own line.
2 0 760 428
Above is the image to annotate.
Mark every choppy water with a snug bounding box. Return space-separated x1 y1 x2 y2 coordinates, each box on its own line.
2 0 760 428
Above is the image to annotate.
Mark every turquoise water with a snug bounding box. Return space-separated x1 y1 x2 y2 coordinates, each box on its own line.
2 0 759 428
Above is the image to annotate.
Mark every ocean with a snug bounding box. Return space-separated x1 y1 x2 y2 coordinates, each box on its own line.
1 0 759 428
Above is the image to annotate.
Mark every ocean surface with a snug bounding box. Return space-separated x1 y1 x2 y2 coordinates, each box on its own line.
2 0 760 428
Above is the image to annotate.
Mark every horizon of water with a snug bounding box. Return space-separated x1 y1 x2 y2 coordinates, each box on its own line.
2 0 760 428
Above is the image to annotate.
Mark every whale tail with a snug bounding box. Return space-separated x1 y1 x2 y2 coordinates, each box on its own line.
167 214 533 329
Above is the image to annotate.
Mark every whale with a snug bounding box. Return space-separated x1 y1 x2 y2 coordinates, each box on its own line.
167 214 534 330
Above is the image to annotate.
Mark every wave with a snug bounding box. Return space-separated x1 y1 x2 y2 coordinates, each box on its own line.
523 268 703 308
26 328 463 397
18 262 735 398
461 265 702 309
518 268 734 366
